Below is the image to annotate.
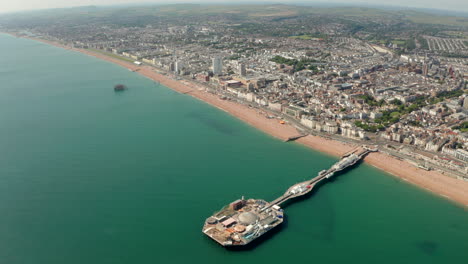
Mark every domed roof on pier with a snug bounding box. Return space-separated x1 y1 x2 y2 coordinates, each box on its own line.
238 212 258 225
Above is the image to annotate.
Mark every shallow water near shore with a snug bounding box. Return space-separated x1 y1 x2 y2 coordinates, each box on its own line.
0 33 467 264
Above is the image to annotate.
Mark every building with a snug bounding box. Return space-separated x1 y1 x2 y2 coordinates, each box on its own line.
370 112 383 119
229 199 246 210
142 58 153 65
168 62 175 72
323 121 339 134
225 80 242 88
175 60 184 73
196 74 210 82
454 149 468 162
301 116 316 129
283 105 304 119
212 56 223 75
238 62 246 77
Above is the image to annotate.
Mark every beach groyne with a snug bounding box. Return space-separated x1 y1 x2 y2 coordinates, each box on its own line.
284 134 308 142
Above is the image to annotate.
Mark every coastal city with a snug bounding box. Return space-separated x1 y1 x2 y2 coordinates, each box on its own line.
0 2 468 262
1 5 467 182
4 5 465 181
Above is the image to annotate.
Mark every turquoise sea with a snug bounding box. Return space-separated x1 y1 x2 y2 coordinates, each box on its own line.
0 33 467 264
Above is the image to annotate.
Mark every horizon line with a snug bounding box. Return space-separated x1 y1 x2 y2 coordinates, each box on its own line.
1 1 467 17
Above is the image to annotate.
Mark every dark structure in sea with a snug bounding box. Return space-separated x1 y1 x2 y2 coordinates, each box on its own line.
114 84 126 91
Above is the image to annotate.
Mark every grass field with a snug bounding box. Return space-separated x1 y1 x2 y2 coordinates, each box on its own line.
392 40 406 45
289 35 313 40
405 12 468 27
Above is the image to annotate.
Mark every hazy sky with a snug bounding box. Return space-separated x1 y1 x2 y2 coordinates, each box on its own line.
0 0 467 14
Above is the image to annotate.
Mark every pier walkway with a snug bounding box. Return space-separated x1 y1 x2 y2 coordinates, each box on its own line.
267 145 377 207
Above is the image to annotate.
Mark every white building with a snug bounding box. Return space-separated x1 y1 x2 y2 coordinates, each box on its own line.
175 60 184 73
212 56 223 75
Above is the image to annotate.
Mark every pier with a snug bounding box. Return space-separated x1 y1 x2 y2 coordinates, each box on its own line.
268 145 377 207
203 145 377 247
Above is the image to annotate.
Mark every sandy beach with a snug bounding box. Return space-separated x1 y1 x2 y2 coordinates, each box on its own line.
19 35 468 207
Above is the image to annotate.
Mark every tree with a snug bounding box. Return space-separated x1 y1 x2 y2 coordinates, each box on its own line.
390 99 403 106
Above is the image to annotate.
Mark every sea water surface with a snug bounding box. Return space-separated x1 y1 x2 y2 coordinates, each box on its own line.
0 33 467 264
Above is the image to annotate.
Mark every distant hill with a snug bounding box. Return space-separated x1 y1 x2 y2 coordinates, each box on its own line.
1 3 467 29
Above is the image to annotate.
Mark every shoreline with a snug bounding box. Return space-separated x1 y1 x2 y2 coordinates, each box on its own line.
10 33 468 207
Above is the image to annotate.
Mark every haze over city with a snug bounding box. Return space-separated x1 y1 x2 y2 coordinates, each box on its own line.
1 0 468 13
